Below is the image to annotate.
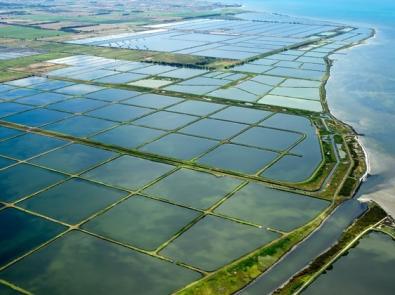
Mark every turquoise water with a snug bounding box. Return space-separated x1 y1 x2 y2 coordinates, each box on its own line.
233 0 395 25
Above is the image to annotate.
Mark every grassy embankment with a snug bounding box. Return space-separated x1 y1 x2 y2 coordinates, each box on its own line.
276 203 387 294
374 223 395 239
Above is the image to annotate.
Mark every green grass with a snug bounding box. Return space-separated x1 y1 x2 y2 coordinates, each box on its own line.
13 14 122 24
0 52 70 71
375 224 395 239
0 71 29 83
0 25 67 40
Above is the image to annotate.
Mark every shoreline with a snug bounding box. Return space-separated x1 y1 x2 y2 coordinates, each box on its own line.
326 29 395 218
234 24 377 294
257 13 394 294
175 11 379 294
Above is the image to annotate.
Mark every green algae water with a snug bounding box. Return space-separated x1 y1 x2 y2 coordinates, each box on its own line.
219 0 395 293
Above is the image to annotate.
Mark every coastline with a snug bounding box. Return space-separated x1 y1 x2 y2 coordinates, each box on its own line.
327 29 376 184
175 10 380 295
249 14 394 294
234 23 377 294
